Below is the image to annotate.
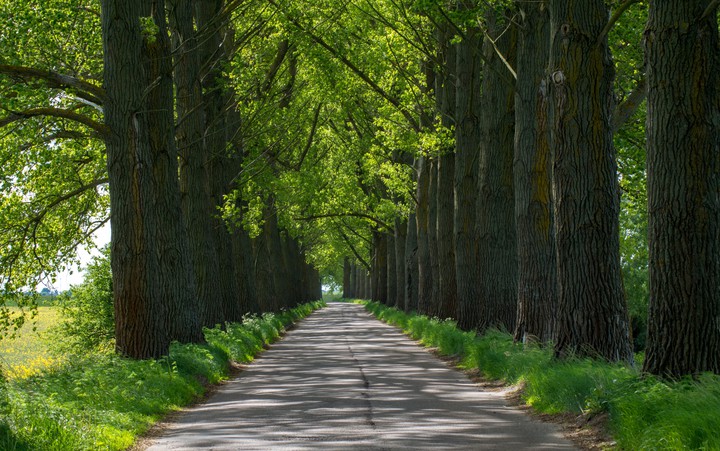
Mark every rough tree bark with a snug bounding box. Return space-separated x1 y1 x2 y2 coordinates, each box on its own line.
549 0 633 363
513 1 557 344
386 233 396 306
405 212 419 311
394 219 407 309
454 3 482 329
102 0 202 359
416 156 434 315
169 0 225 328
435 21 458 320
643 0 720 377
476 11 518 333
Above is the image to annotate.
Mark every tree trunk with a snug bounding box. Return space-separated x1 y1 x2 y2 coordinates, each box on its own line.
386 233 396 306
476 12 518 333
416 156 434 315
394 219 407 309
513 2 557 344
643 0 720 377
253 202 279 312
428 159 440 316
549 0 633 363
102 0 202 359
343 256 351 299
405 212 419 311
454 7 482 329
372 231 388 304
436 22 458 320
169 0 225 328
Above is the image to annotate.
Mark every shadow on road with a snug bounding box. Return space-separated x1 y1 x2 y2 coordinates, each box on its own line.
145 302 576 450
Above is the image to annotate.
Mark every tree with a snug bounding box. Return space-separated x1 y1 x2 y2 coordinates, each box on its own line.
643 0 720 376
102 0 202 358
513 1 556 344
475 10 517 333
548 0 633 363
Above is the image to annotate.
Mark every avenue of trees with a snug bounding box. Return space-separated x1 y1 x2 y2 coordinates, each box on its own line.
0 0 718 378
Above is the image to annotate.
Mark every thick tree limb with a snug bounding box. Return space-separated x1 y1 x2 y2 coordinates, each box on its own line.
295 102 323 170
0 64 105 106
702 0 720 20
0 107 110 138
337 227 371 272
596 0 643 47
613 76 646 133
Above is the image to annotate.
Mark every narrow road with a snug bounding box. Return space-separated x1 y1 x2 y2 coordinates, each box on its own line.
145 303 576 450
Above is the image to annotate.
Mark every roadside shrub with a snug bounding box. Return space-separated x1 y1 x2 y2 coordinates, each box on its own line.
53 246 114 354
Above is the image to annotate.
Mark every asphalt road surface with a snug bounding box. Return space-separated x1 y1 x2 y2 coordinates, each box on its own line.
145 302 577 450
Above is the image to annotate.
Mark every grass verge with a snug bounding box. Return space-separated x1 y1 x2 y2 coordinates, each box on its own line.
361 300 720 450
0 300 325 450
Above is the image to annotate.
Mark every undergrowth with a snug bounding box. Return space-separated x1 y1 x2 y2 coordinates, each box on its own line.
0 300 324 450
361 300 720 450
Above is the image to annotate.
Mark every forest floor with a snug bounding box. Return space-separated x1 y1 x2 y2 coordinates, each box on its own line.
139 303 577 450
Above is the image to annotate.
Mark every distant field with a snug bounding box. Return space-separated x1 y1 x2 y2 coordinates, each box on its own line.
0 307 64 379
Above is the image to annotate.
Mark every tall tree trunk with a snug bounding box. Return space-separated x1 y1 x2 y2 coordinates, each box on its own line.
428 159 440 316
405 212 419 311
476 12 518 333
643 0 720 377
169 0 225 328
343 257 351 299
513 2 557 344
386 233 396 306
436 21 458 320
253 202 279 312
549 0 633 363
416 156 434 315
372 231 388 304
394 219 407 309
454 5 482 329
103 0 202 359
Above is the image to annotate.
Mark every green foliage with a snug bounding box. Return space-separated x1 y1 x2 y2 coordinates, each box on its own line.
0 301 324 450
363 301 720 450
52 246 114 354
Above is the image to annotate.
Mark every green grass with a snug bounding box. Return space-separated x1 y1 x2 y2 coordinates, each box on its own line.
0 300 325 450
361 300 720 451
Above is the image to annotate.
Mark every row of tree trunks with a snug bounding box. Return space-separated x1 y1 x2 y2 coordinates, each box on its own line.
343 260 371 299
103 0 204 359
359 2 635 367
102 0 322 359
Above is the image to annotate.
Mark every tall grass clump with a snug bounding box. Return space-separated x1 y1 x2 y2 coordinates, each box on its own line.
362 300 720 450
609 373 720 450
2 299 325 450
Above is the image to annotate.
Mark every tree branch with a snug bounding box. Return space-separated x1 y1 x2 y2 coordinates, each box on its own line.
295 102 323 170
337 227 371 272
702 0 720 20
596 0 643 47
0 107 110 138
294 212 392 231
612 76 646 133
266 0 421 132
0 64 105 106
